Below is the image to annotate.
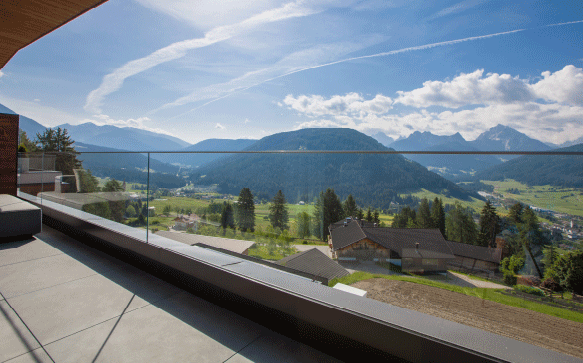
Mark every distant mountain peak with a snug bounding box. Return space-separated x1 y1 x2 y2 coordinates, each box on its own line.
470 124 551 155
371 131 394 147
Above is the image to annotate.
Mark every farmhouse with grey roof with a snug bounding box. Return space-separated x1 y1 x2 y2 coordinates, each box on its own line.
329 218 455 273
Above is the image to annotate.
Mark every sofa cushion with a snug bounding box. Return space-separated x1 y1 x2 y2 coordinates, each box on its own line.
0 194 42 239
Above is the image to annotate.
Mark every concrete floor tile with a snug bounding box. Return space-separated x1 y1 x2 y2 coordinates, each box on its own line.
0 253 99 299
0 301 40 362
0 238 62 268
225 332 342 363
45 292 265 363
7 270 180 345
3 348 53 363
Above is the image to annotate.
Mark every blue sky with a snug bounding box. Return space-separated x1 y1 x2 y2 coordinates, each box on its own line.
0 0 582 145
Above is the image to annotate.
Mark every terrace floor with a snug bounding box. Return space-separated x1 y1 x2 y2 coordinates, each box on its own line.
0 226 340 363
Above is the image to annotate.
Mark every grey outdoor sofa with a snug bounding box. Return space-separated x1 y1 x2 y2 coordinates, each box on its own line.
0 194 42 240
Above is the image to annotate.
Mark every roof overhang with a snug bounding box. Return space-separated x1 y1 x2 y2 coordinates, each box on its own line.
0 0 109 69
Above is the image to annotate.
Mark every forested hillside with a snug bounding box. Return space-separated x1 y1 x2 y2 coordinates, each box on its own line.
474 144 583 187
192 128 479 208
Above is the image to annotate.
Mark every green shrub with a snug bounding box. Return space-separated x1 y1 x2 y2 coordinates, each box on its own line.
504 271 517 286
500 255 525 274
514 285 545 296
302 240 307 244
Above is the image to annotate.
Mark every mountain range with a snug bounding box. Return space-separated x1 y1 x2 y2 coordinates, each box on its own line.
56 122 190 151
153 138 257 168
192 128 479 208
4 101 581 191
384 125 555 180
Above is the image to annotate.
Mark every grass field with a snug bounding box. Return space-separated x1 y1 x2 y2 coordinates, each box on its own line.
481 179 583 217
329 272 583 323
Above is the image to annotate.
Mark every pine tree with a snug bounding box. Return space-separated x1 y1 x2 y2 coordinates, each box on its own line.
76 168 99 193
34 127 82 175
268 190 289 231
18 130 37 152
103 179 125 222
312 188 343 240
478 200 501 248
519 207 544 278
430 197 446 237
543 244 559 272
445 202 477 244
365 207 373 222
236 187 255 232
356 208 364 220
343 194 357 217
416 198 432 228
373 210 380 224
392 206 416 228
221 203 235 231
508 202 524 226
296 211 311 238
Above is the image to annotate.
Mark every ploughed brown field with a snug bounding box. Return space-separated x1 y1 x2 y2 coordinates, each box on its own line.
351 279 583 359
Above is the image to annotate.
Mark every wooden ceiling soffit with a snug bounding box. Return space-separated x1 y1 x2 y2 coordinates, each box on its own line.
0 0 109 69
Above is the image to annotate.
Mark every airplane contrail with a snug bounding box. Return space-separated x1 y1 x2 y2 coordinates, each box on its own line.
161 20 583 119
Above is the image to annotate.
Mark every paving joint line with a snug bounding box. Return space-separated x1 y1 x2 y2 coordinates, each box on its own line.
222 333 264 363
3 273 100 300
0 290 56 363
43 290 185 347
0 252 65 268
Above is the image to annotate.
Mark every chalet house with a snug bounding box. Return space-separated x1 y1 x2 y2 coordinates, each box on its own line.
329 218 455 273
445 240 502 272
173 214 201 231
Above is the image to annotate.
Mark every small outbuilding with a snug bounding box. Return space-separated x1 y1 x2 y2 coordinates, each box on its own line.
445 240 502 272
276 248 350 285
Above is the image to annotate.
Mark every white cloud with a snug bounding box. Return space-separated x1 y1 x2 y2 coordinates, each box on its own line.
0 95 180 138
156 28 533 117
34 99 40 102
427 0 487 21
395 69 535 108
85 1 319 114
215 123 226 129
295 119 346 129
0 95 80 127
80 114 179 137
283 93 392 117
283 65 583 144
134 0 359 29
394 65 583 109
154 39 384 115
531 65 583 106
244 118 251 124
0 70 4 78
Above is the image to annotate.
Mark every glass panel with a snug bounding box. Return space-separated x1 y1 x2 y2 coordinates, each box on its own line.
21 148 583 356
